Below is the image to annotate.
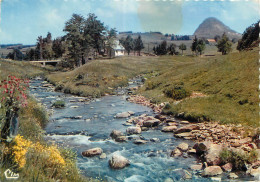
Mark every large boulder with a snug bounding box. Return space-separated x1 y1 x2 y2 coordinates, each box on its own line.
202 166 223 177
110 130 123 139
193 142 209 155
109 154 130 169
205 144 222 166
161 126 177 132
126 127 141 135
175 124 200 134
143 119 160 127
82 148 103 157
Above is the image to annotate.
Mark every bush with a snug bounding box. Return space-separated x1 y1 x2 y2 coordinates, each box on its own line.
163 85 191 100
52 100 65 108
146 80 161 90
219 148 258 170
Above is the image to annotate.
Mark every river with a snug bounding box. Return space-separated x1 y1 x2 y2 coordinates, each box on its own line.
29 78 225 182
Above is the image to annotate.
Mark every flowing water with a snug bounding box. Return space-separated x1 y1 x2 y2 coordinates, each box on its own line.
29 78 253 182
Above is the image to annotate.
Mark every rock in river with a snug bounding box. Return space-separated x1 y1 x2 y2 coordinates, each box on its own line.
202 166 223 177
126 127 141 135
133 139 147 145
177 143 189 152
115 112 130 118
161 125 177 132
109 154 130 169
82 148 103 157
143 119 160 127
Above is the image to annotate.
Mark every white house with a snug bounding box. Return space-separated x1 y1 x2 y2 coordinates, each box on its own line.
113 40 125 57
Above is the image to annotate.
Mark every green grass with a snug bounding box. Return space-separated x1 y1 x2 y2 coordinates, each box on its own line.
52 100 66 108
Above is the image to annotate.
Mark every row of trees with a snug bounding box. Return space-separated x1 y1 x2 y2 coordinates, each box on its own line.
152 33 233 56
152 41 187 55
119 35 144 56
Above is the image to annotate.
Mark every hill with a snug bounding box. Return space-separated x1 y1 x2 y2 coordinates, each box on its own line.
194 17 241 40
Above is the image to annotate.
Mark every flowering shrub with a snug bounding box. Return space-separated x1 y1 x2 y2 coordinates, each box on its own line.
0 75 29 140
12 135 32 168
0 75 29 110
12 135 65 169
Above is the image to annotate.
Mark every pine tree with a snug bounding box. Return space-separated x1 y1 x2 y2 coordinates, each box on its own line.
133 35 144 56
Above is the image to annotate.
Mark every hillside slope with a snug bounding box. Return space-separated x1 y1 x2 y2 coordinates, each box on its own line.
139 49 258 127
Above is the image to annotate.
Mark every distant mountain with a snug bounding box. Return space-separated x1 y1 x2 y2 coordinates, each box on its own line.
194 17 241 40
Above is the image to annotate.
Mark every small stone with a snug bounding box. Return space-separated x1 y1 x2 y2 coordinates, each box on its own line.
164 178 174 182
221 163 233 172
150 138 160 142
82 148 103 157
115 136 127 142
180 120 189 124
141 127 149 131
228 173 238 179
126 127 142 135
171 148 182 157
177 143 189 152
133 139 147 145
161 126 177 132
100 153 107 159
70 105 79 108
109 154 130 169
202 166 223 177
190 164 203 171
187 149 196 154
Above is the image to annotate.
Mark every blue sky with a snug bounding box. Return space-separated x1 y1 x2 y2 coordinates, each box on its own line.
0 0 259 44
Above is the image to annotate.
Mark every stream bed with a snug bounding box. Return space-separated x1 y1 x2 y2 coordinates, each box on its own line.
29 78 244 182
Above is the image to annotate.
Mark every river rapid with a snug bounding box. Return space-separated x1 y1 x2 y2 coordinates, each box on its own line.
29 78 229 182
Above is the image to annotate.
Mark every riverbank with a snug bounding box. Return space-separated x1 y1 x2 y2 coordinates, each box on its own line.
0 60 89 181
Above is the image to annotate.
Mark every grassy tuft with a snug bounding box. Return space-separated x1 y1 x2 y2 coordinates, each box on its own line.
52 100 66 108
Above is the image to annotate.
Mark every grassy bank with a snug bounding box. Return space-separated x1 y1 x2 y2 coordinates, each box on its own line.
0 59 88 181
139 49 259 128
47 49 258 128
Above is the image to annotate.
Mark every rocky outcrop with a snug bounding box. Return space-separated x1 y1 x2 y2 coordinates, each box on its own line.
82 148 103 157
109 154 130 169
202 166 223 177
204 143 222 166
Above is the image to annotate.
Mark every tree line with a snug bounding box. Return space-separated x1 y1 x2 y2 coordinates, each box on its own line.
119 35 144 56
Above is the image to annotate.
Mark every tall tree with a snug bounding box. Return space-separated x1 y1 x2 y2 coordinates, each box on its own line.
121 35 133 55
105 28 117 58
64 14 86 67
168 43 176 55
52 37 66 58
179 43 186 55
133 35 144 56
84 13 106 57
197 40 205 56
216 33 232 55
191 36 198 55
43 32 54 60
36 36 44 60
237 20 259 51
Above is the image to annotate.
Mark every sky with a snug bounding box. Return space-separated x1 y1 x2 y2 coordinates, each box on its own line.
0 0 259 45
